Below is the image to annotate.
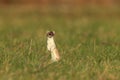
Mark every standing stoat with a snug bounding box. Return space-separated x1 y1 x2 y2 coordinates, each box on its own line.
47 31 60 62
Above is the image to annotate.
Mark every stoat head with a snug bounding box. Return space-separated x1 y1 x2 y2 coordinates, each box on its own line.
47 31 55 38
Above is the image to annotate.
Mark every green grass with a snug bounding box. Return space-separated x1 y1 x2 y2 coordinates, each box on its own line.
0 6 120 80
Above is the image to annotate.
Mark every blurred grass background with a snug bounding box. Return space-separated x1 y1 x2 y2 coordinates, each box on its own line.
0 0 120 80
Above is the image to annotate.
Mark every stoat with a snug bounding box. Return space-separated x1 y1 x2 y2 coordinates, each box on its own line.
47 31 60 62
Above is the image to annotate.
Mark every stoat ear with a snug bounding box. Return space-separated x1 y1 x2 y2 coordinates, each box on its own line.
53 31 55 35
46 31 50 36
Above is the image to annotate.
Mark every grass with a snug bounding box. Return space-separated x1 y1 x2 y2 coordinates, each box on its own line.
0 6 120 80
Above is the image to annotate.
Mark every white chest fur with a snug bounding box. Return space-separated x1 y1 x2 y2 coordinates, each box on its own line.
47 37 56 51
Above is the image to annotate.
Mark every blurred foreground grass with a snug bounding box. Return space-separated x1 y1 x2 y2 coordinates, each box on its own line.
0 6 120 80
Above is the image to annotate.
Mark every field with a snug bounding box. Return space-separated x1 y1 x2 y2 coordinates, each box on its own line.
0 6 120 80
